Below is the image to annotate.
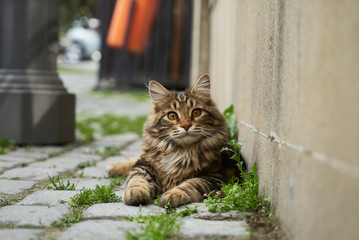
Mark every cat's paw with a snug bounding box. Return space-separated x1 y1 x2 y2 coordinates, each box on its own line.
106 162 125 177
160 189 191 208
107 158 138 177
123 187 151 206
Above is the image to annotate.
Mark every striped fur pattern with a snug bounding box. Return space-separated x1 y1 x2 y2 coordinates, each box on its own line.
107 74 239 207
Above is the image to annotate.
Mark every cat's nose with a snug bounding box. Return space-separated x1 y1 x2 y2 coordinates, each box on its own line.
181 123 192 132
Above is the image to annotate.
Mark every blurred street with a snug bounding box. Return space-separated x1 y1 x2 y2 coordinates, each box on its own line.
58 60 150 117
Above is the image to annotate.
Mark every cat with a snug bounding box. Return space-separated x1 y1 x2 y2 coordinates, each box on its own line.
107 74 241 208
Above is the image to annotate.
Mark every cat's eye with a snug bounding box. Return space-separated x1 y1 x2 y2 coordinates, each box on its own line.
191 109 202 118
167 112 178 120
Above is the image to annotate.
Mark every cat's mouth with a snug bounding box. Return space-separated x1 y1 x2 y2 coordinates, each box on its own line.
173 132 201 145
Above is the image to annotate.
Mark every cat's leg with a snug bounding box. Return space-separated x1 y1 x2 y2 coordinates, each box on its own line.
160 174 223 208
107 156 139 177
123 159 160 206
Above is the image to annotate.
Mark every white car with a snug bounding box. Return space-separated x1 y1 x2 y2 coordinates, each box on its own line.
62 18 101 63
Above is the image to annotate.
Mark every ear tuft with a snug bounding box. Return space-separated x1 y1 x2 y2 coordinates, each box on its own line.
148 80 171 104
191 74 211 95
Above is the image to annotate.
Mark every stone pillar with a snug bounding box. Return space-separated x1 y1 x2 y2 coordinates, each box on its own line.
0 0 75 144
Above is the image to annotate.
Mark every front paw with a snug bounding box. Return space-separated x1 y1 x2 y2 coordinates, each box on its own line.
107 162 127 177
123 187 150 206
160 189 191 208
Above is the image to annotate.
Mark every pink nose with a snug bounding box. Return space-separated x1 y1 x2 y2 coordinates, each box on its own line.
181 123 192 131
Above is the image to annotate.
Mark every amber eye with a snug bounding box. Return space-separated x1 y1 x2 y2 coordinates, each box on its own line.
191 109 202 118
167 112 178 120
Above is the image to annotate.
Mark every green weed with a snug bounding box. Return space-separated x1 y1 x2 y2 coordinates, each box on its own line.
51 184 121 229
0 138 16 155
71 184 122 207
172 206 199 217
110 175 127 186
76 114 147 143
126 207 182 240
92 89 150 102
76 121 95 143
51 206 82 228
204 105 270 214
78 161 96 169
92 146 122 157
204 162 269 213
47 175 76 190
0 198 11 207
223 104 239 141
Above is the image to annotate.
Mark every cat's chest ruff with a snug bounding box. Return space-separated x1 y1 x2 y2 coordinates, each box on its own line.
159 150 199 174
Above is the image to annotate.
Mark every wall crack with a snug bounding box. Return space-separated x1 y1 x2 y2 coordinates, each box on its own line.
239 121 359 180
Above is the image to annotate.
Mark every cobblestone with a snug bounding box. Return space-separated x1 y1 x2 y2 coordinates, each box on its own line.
77 166 107 178
58 220 143 240
0 205 69 227
19 190 78 206
8 151 49 160
179 203 252 221
0 179 37 195
0 155 39 168
83 202 165 219
179 218 249 238
0 167 66 180
0 229 45 240
24 145 67 155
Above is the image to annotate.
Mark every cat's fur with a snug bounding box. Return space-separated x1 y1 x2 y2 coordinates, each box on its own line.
107 74 240 207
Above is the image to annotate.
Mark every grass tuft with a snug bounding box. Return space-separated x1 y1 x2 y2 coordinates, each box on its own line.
76 114 147 143
223 105 239 141
110 175 127 187
0 138 16 155
204 105 270 214
47 175 76 191
51 184 122 229
51 206 82 228
91 89 150 102
71 184 122 207
78 161 96 169
92 146 122 158
0 198 11 207
126 206 184 240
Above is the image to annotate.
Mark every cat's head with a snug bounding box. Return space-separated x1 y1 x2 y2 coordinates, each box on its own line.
145 74 228 147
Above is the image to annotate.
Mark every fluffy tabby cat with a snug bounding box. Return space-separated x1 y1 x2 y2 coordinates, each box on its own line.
107 74 241 207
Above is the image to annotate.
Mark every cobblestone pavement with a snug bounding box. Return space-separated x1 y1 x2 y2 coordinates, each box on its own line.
0 61 250 239
0 133 250 240
59 60 150 117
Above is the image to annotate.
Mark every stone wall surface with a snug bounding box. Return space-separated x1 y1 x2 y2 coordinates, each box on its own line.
190 0 359 239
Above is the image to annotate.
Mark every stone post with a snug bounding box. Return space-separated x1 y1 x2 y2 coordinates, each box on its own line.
0 0 75 144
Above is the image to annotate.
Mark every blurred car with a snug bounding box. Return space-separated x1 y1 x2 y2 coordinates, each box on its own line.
61 18 101 63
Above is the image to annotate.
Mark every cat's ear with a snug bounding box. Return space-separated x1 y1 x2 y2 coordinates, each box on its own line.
191 74 211 96
148 80 171 104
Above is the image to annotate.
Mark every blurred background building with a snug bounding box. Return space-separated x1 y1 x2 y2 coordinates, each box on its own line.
58 0 192 90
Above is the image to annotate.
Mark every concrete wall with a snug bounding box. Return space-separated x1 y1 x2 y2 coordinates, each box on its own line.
190 0 359 239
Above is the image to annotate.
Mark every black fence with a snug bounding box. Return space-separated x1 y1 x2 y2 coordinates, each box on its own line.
97 0 192 90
